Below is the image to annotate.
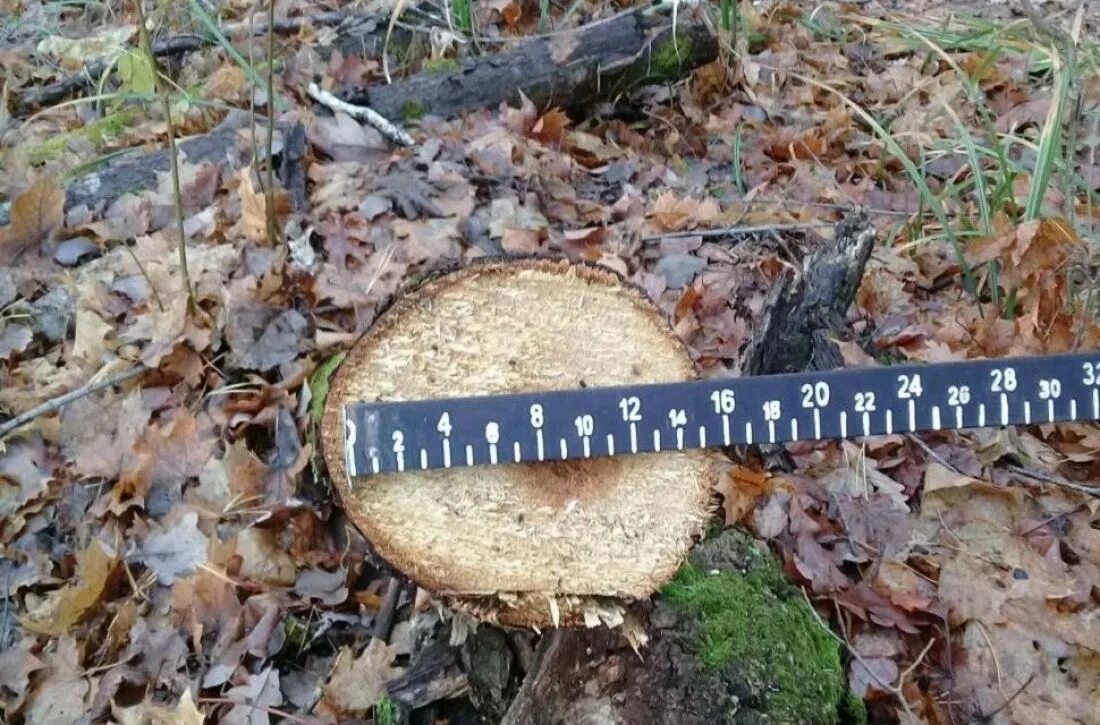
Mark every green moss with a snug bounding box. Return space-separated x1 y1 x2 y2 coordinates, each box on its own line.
403 100 426 123
308 352 347 425
650 31 695 78
27 135 70 164
373 696 403 725
839 690 869 725
26 111 138 165
423 57 460 74
662 533 848 724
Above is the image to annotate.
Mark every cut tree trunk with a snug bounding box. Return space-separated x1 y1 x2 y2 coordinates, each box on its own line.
345 9 719 122
498 214 876 723
320 258 718 629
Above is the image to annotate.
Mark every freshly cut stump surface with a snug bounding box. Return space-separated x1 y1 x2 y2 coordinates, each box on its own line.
321 259 715 627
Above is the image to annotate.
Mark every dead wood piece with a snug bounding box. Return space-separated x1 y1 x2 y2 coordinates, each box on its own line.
502 529 850 724
347 10 718 122
320 258 717 629
372 576 406 643
387 641 469 709
460 627 516 720
743 210 876 377
307 82 415 147
63 111 259 218
278 121 308 213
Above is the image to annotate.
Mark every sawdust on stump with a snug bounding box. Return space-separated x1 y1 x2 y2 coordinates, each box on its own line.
321 258 717 627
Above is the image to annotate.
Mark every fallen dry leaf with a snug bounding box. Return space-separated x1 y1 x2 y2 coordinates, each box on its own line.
21 540 116 636
138 511 209 585
324 639 406 713
531 108 570 145
233 527 297 586
720 465 772 524
0 178 64 257
223 667 283 725
24 638 91 724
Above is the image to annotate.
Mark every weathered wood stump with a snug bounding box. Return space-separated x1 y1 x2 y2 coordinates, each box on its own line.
320 258 718 628
497 213 876 723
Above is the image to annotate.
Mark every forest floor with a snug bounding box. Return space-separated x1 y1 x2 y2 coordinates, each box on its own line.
1 0 1099 723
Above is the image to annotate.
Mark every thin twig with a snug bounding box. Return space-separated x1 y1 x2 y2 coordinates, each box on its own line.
0 367 145 439
306 82 415 147
265 0 280 246
133 0 195 313
641 221 834 243
1005 464 1100 497
977 672 1036 721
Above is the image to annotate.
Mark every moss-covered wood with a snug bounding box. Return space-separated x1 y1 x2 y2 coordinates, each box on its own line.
661 530 864 724
503 528 862 725
346 9 718 122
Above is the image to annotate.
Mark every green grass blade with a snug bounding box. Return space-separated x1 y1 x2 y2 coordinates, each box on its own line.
731 124 746 194
779 69 977 295
938 99 991 234
187 0 286 111
1025 48 1071 220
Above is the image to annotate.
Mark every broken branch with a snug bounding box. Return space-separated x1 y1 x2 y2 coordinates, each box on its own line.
306 82 416 147
0 367 146 440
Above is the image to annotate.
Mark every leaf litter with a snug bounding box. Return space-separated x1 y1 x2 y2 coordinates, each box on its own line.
0 0 1099 723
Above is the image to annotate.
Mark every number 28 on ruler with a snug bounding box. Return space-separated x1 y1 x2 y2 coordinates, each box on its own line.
343 352 1100 476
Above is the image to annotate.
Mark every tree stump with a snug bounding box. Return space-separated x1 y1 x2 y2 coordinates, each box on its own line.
320 258 717 627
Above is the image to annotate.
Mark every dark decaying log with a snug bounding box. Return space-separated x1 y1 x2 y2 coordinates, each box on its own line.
347 10 718 122
742 211 876 377
15 34 206 116
501 529 856 725
499 213 876 723
62 113 252 218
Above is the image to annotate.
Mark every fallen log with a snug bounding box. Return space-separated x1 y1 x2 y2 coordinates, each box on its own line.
12 7 413 116
61 111 258 220
502 528 860 725
15 34 206 116
343 8 719 122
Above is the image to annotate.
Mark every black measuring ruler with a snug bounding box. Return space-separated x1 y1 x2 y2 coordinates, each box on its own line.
342 352 1100 477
